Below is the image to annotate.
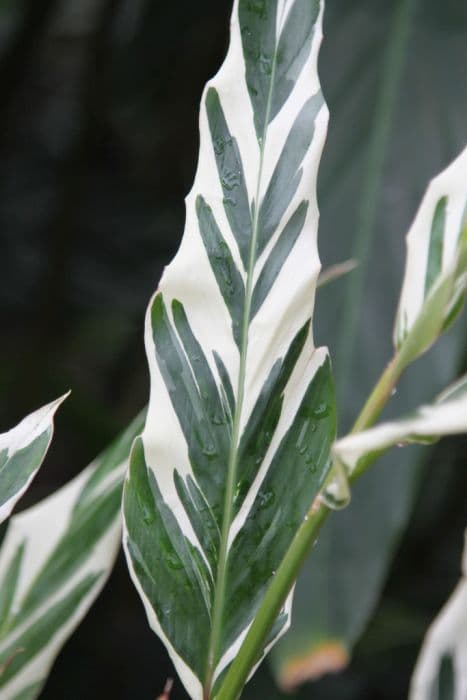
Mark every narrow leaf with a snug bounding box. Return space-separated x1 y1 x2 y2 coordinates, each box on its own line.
0 395 68 525
0 411 145 700
333 374 467 475
123 1 334 698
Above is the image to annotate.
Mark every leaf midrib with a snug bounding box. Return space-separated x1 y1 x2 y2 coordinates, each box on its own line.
205 15 282 695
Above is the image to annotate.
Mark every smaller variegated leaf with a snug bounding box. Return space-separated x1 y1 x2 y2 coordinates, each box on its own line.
0 396 68 525
394 146 467 363
410 530 467 700
0 411 145 700
333 374 467 475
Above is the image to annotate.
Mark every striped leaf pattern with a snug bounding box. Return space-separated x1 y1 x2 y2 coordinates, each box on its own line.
394 146 467 361
0 412 145 700
0 396 67 525
123 1 335 698
333 375 467 475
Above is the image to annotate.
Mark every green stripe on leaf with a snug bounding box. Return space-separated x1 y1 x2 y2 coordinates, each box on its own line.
424 196 447 295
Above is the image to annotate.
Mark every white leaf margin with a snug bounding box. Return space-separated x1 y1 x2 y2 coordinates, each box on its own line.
409 530 467 700
333 374 467 475
0 394 69 525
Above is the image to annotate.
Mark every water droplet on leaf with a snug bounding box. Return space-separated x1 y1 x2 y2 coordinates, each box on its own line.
234 480 249 502
320 462 350 510
142 506 155 525
166 553 183 570
221 170 241 191
313 402 329 418
258 489 275 509
202 443 218 458
212 412 225 426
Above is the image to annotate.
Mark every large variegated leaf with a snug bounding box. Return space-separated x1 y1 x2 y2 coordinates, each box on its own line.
333 374 467 475
122 1 335 698
0 411 145 700
410 530 467 700
394 146 467 363
0 396 67 525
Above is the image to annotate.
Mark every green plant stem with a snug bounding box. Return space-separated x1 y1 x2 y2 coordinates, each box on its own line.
215 347 406 700
350 351 405 434
215 505 329 700
206 43 279 695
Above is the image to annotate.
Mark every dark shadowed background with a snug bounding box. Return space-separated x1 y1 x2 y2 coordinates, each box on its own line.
0 0 466 698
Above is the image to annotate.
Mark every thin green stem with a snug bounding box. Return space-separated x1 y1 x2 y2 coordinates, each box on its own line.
350 350 405 434
205 49 279 695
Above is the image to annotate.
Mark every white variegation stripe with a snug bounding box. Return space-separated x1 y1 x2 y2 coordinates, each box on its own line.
333 374 467 475
0 394 68 525
394 146 467 347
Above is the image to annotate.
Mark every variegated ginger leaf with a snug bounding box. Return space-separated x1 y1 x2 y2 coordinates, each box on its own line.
0 411 145 700
333 374 467 475
394 145 467 363
0 396 67 525
122 1 335 698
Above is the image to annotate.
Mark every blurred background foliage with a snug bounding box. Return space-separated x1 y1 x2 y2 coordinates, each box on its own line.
0 0 466 698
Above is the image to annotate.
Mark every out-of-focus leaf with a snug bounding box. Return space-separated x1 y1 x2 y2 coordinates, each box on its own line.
394 146 467 364
270 0 467 691
122 1 337 698
334 375 467 474
0 411 145 700
0 396 67 525
409 531 467 700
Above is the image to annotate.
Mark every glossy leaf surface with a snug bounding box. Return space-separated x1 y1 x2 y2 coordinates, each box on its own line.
122 1 336 698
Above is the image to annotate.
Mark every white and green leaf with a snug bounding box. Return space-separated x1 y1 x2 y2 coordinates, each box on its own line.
0 411 145 700
0 396 68 525
410 530 467 700
333 374 467 475
394 146 467 363
122 1 335 698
